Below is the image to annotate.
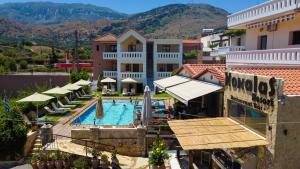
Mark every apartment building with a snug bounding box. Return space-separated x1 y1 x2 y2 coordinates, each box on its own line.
226 0 300 66
92 30 201 92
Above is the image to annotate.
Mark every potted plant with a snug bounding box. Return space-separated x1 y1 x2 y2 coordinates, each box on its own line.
73 157 90 169
62 153 71 169
90 147 101 169
111 150 119 166
149 140 169 169
47 152 55 169
36 152 47 169
53 151 63 169
100 154 109 169
30 155 38 169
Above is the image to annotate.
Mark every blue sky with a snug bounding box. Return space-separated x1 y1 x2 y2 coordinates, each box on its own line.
0 0 266 14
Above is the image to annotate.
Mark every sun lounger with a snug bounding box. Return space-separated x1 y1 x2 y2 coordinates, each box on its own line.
81 90 92 97
64 96 80 105
44 106 66 115
79 90 92 97
102 88 108 96
122 88 128 96
51 102 71 111
75 92 90 99
58 100 76 108
78 91 91 98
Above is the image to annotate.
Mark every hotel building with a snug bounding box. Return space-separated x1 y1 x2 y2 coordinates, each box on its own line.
92 30 202 92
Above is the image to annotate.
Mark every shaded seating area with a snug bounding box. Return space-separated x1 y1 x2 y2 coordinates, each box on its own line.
100 77 117 96
121 78 138 96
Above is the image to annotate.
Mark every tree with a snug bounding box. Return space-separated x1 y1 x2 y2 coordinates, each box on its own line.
70 70 90 83
49 45 58 67
19 60 28 70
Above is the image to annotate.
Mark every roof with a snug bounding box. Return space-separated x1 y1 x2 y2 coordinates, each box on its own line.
93 33 117 42
154 75 191 90
166 80 222 105
181 64 226 84
183 39 201 44
232 67 300 96
168 117 268 150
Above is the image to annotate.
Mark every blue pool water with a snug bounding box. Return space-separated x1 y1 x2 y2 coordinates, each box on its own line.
72 99 165 126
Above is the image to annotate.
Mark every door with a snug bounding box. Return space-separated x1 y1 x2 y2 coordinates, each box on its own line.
258 35 267 50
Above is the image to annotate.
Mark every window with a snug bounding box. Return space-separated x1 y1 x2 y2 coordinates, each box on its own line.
110 45 117 52
162 45 171 52
125 64 131 71
128 44 136 52
229 101 267 136
258 35 267 50
291 31 300 45
96 45 99 51
237 37 241 46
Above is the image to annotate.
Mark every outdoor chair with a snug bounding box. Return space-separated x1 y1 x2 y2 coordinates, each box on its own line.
130 88 136 96
79 90 92 97
58 100 76 108
122 88 128 96
51 102 71 111
64 96 81 105
78 91 91 98
102 88 108 96
75 92 90 99
82 89 92 97
44 106 66 115
111 87 117 96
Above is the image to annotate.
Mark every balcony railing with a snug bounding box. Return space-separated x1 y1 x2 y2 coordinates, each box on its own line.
157 52 180 59
120 52 144 59
103 71 117 78
226 48 300 65
210 46 245 57
157 72 173 79
228 0 300 27
120 72 145 80
103 52 117 60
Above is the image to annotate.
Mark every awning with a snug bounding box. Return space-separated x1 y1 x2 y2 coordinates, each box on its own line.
168 118 268 150
154 75 191 90
101 77 116 83
166 80 222 105
122 78 137 83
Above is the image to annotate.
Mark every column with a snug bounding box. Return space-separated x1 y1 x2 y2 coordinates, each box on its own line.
153 41 158 81
143 41 147 86
179 42 183 67
117 41 122 92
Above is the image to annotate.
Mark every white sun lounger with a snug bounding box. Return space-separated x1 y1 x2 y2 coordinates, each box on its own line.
58 100 76 108
64 96 80 105
51 102 71 111
44 106 66 115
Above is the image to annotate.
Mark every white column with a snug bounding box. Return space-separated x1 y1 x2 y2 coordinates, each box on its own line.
143 41 147 87
178 42 183 67
117 41 122 92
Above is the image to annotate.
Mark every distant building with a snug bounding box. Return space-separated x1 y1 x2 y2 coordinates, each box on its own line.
92 30 202 92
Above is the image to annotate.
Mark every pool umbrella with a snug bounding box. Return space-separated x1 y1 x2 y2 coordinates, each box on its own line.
62 83 82 91
141 86 152 126
74 79 91 86
17 92 54 122
101 77 116 89
121 78 137 83
95 97 103 119
43 86 72 106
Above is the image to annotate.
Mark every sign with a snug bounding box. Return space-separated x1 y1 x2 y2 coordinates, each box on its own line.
225 71 281 113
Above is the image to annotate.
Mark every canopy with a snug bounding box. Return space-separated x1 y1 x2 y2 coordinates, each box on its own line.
166 80 222 105
74 79 91 86
168 118 268 150
141 86 152 126
17 92 54 103
154 75 191 90
101 77 116 83
62 83 82 91
43 87 72 95
121 78 137 83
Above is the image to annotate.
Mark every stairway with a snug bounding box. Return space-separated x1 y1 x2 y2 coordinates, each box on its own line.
31 135 42 155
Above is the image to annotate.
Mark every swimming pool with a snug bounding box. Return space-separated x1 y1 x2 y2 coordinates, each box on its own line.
72 99 165 126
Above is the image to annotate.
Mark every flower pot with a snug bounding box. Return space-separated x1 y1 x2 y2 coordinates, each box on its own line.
36 161 46 169
31 160 38 169
91 158 99 169
47 160 55 169
63 160 71 169
150 164 166 169
55 160 63 169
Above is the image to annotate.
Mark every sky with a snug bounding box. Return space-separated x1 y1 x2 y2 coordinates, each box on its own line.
0 0 267 14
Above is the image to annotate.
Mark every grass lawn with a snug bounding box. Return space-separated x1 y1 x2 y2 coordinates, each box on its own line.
45 114 66 123
153 93 172 99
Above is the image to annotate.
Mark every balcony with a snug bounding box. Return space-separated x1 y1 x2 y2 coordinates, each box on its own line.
228 0 300 28
103 52 117 60
226 48 300 65
210 46 245 57
157 72 173 79
103 71 117 78
156 52 181 63
120 72 145 81
120 52 144 59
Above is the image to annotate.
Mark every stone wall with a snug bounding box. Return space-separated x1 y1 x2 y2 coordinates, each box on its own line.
23 131 38 157
0 73 69 96
71 127 146 156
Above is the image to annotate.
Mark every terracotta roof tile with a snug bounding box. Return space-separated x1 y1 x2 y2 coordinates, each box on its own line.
183 40 201 44
182 64 226 84
94 33 117 42
232 67 300 96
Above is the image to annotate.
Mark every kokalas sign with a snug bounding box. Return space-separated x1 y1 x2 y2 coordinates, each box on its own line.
225 71 282 112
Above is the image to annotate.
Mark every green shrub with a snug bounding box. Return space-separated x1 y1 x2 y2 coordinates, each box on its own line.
19 60 28 69
73 157 90 169
149 139 169 166
184 50 198 59
70 70 90 83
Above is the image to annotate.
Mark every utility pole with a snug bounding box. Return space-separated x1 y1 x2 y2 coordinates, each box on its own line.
74 30 80 72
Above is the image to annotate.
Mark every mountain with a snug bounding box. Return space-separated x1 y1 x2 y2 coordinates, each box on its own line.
0 2 127 24
0 3 228 47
